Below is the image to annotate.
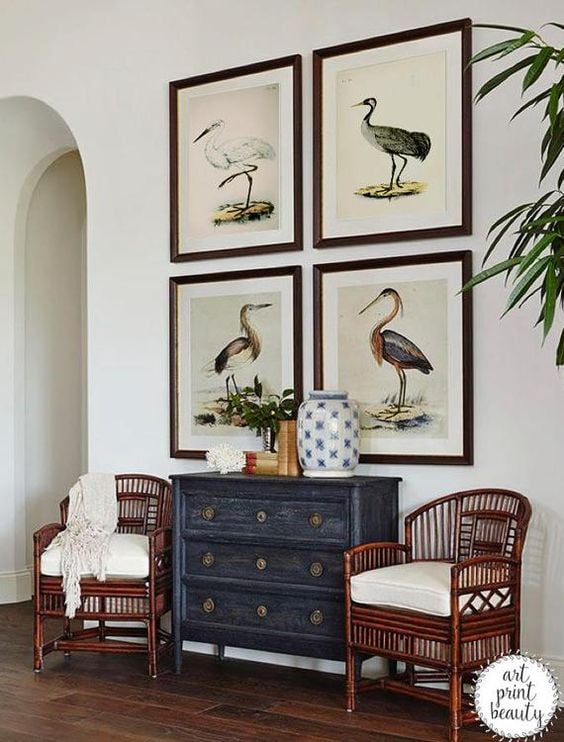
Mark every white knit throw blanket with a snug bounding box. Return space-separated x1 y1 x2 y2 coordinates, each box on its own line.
46 473 117 618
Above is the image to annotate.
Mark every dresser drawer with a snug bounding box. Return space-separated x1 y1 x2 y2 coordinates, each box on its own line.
184 492 347 543
185 583 343 639
185 540 342 589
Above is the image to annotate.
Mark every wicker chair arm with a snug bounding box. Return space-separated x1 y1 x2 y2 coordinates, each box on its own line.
148 526 171 555
33 523 64 554
451 555 519 615
344 542 408 577
148 527 172 577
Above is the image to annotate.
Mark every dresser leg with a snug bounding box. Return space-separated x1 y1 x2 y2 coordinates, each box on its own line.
174 640 183 674
217 644 225 661
354 654 363 682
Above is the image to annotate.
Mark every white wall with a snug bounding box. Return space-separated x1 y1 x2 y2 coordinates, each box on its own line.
0 0 562 670
24 151 86 563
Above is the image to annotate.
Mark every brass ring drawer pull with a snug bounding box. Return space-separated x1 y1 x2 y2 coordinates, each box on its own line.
310 609 324 626
201 506 216 521
309 512 324 529
309 562 324 578
201 552 215 568
202 598 215 614
256 604 268 618
255 557 267 571
256 510 268 523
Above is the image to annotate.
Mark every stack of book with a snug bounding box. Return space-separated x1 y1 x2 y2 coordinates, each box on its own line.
244 451 278 475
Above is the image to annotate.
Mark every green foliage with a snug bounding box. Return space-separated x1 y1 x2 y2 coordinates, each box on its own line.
464 23 564 365
223 376 299 433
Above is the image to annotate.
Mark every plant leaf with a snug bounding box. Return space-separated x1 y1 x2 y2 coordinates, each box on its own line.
547 83 562 125
556 329 564 366
516 232 557 276
473 23 535 34
475 55 538 103
462 258 523 292
510 88 551 120
470 39 520 64
542 263 557 339
502 256 552 314
522 47 554 92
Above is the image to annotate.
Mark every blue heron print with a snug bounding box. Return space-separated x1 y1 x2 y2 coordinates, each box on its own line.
359 288 433 416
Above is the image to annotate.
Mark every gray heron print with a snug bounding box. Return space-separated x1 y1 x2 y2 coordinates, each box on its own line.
352 97 431 199
193 119 276 224
359 288 433 426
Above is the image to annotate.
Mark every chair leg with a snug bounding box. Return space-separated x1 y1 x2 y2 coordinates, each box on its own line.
63 617 72 657
33 611 44 672
345 645 357 712
449 668 462 742
147 618 158 678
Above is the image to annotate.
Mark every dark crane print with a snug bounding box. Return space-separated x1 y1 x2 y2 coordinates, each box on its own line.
352 98 431 199
358 288 434 430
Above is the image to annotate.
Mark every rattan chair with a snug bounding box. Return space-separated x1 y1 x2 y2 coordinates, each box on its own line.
33 474 173 677
344 488 531 742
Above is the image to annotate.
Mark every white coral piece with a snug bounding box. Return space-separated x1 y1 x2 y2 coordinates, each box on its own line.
205 444 245 475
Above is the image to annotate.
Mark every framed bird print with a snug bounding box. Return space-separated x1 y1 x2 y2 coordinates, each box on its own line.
170 55 302 261
313 251 473 464
170 265 302 458
313 19 472 248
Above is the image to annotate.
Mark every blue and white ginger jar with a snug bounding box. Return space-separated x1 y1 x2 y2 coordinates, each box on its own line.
297 391 360 478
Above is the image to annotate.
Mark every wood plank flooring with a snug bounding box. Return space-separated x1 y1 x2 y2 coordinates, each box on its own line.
1 602 562 741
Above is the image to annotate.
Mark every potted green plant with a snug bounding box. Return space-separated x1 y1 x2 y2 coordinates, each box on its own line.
224 375 299 452
464 23 563 365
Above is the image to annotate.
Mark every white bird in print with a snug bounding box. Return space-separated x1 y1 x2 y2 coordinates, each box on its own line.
193 119 275 210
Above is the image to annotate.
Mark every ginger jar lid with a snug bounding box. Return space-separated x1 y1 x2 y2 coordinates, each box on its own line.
308 390 348 400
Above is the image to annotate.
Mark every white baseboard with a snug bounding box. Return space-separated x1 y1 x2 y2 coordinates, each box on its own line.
181 640 387 678
0 568 31 604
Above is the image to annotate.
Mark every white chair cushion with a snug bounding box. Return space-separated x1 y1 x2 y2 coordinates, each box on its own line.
41 533 149 579
351 561 453 616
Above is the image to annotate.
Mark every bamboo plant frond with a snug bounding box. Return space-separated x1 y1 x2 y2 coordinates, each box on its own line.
468 22 564 365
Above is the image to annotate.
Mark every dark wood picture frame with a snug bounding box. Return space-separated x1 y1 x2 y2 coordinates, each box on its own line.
170 265 303 458
313 251 473 465
170 55 303 262
313 19 472 249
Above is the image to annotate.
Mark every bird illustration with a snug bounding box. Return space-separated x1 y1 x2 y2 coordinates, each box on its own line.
206 302 272 396
352 98 431 192
193 119 275 211
359 288 433 415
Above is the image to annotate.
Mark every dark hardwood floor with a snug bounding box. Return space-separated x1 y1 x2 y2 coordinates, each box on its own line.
2 602 561 741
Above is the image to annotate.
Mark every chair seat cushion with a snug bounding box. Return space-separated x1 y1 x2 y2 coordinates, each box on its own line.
351 561 453 616
41 533 149 579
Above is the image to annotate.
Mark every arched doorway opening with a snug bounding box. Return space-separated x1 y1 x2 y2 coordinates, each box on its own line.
0 96 87 601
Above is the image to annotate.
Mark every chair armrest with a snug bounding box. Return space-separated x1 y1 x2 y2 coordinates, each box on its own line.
148 526 171 555
451 555 519 615
148 527 172 577
33 524 64 555
344 542 408 578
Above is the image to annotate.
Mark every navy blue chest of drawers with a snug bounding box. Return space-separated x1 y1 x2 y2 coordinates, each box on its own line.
171 472 400 671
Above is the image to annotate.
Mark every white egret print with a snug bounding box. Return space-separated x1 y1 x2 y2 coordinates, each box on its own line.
188 84 280 235
193 119 276 224
352 97 431 198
